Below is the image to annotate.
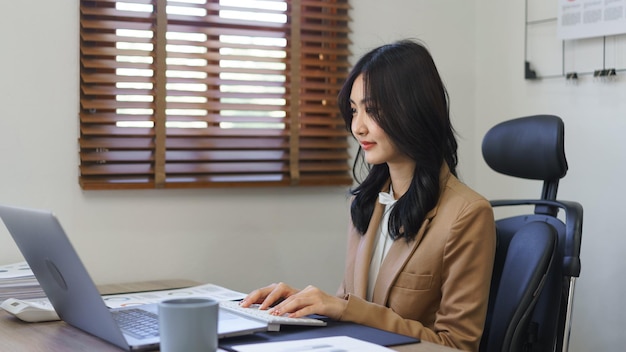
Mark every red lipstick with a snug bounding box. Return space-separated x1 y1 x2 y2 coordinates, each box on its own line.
360 141 375 150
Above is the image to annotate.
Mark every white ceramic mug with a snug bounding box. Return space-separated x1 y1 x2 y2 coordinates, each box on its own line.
158 297 218 352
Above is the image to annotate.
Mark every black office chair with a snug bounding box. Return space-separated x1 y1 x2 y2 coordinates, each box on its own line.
479 115 583 352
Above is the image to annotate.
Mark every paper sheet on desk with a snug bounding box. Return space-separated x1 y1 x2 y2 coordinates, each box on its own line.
101 283 247 308
0 262 33 279
231 336 395 352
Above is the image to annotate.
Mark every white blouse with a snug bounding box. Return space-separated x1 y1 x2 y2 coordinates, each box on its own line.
367 185 397 301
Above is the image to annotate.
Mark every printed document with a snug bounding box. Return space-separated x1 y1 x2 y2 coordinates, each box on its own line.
101 283 247 308
231 336 395 352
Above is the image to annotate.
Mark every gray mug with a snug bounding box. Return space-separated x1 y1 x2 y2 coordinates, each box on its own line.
158 297 218 352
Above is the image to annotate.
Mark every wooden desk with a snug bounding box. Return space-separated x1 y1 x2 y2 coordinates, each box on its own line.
0 280 459 352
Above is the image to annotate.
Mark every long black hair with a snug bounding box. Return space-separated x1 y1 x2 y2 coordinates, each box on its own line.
338 39 458 241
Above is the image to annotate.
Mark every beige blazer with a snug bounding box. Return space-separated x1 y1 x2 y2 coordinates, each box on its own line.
337 166 496 352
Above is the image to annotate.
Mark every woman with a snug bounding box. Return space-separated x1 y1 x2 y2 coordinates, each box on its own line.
240 40 496 351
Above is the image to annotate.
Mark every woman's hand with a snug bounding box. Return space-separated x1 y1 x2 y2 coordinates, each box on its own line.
240 282 299 310
241 282 347 320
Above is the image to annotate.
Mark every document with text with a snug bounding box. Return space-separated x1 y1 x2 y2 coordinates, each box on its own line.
231 336 395 352
101 283 246 308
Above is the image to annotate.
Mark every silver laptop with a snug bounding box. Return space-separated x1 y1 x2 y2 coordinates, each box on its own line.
0 204 267 351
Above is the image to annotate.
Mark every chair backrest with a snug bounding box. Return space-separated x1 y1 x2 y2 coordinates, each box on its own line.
479 115 583 352
481 221 556 352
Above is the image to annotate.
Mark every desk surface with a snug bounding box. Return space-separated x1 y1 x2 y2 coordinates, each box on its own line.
0 280 460 352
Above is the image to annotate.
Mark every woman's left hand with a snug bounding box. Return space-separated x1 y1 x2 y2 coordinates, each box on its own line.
267 285 347 320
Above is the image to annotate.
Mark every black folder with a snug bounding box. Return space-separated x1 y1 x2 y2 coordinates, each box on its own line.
219 318 420 351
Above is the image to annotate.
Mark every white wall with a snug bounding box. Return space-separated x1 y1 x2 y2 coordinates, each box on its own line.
475 1 626 351
0 1 622 351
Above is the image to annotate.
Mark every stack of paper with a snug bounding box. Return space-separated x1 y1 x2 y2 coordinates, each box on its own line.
101 283 247 308
0 262 46 302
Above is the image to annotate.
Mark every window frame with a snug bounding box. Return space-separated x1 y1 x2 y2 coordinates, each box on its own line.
79 0 352 190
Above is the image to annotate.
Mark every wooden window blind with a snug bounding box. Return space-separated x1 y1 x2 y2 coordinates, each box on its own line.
79 0 352 189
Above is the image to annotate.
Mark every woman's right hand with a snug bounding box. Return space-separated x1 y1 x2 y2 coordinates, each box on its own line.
239 282 300 310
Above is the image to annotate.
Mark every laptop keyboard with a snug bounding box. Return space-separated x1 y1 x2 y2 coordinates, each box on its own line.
111 301 326 340
111 308 159 340
219 300 326 330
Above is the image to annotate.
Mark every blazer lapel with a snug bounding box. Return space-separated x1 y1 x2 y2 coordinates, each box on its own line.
367 163 452 305
371 217 431 305
352 201 384 299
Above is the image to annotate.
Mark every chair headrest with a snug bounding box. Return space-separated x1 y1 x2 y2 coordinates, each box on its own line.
482 115 568 181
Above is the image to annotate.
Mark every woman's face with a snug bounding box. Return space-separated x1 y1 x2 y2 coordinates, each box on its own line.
350 74 409 166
